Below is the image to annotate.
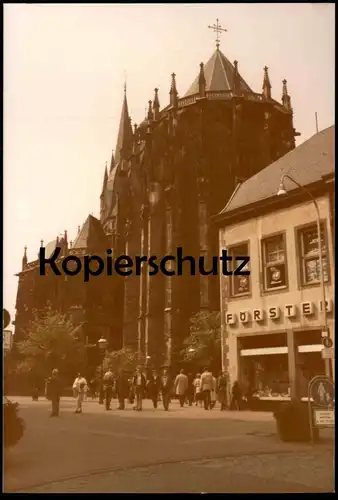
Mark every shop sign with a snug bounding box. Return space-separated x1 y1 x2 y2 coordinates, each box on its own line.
3 329 13 351
321 347 334 359
314 409 335 427
225 299 333 326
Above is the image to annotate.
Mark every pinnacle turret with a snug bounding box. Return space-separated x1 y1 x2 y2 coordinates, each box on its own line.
282 79 292 111
262 66 272 100
169 73 178 107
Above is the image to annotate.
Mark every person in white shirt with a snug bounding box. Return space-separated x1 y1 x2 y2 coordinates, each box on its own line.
200 367 214 410
193 373 203 407
72 373 88 414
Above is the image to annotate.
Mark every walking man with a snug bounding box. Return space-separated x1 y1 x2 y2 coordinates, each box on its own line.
200 367 213 410
103 368 114 411
160 368 172 411
147 370 161 409
217 371 228 411
174 369 188 407
116 369 130 410
46 369 62 417
132 367 146 411
72 373 88 414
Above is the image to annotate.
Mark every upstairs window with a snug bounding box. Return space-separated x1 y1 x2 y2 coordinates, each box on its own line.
298 223 329 285
228 242 250 297
262 234 287 291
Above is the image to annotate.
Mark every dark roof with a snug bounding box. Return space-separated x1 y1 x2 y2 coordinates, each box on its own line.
72 214 108 250
115 89 133 165
221 125 334 215
185 48 252 97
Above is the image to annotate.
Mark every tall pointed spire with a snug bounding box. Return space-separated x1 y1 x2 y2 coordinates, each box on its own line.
262 66 272 100
101 162 108 194
109 150 115 173
198 63 206 97
169 73 178 107
115 84 133 165
281 79 292 111
153 88 160 120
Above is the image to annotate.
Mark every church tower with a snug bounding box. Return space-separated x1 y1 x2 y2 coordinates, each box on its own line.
99 22 300 367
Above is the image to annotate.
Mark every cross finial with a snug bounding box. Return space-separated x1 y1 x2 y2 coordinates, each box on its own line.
208 18 227 49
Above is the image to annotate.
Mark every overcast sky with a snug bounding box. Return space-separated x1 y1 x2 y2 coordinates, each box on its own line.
3 3 335 324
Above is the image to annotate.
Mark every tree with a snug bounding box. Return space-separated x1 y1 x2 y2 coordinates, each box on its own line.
99 348 142 375
15 308 86 384
181 311 221 371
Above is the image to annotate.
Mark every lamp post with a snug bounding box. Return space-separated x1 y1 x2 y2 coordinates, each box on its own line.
277 174 331 378
98 337 108 404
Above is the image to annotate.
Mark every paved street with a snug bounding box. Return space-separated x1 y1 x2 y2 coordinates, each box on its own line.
4 397 334 493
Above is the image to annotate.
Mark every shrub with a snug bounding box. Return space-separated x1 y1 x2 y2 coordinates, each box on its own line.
4 398 25 449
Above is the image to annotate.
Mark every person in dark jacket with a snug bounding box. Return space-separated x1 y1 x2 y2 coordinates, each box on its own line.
230 380 242 411
186 373 194 406
46 369 62 417
116 370 130 410
160 368 173 411
217 371 228 411
147 370 161 409
132 367 147 411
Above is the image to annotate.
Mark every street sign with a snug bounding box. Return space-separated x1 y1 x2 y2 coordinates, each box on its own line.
321 327 330 337
314 409 335 427
322 337 333 348
322 347 334 359
3 309 11 329
309 376 334 407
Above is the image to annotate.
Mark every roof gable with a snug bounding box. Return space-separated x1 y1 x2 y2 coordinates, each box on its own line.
72 215 108 250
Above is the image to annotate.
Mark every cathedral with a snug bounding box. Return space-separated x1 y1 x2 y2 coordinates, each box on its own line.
14 35 300 370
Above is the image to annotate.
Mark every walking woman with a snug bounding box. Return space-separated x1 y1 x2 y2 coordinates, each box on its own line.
72 373 88 414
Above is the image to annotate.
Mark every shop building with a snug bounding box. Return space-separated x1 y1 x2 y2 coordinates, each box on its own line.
215 126 334 401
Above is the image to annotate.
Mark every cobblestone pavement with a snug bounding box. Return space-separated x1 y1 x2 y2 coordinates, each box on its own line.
4 397 334 493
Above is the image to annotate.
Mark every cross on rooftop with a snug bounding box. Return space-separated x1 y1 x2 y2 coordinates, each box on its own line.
208 18 227 49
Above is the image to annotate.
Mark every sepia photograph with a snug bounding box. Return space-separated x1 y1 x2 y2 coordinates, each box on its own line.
3 2 335 493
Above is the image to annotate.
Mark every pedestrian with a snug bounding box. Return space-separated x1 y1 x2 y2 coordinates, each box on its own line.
147 370 161 409
193 373 203 407
210 375 217 409
116 369 130 410
217 371 228 411
72 372 88 414
45 369 62 417
90 377 98 400
132 367 146 411
186 373 194 406
230 381 242 410
200 367 214 410
103 368 114 411
174 369 188 407
128 375 135 404
160 368 172 411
